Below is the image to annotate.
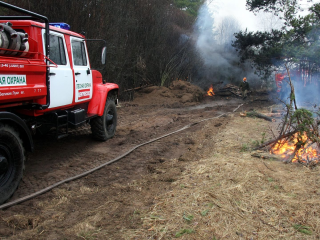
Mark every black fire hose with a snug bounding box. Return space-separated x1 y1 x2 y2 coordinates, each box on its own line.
0 104 243 210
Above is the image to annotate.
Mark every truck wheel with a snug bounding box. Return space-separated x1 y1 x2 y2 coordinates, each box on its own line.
0 125 25 204
90 99 117 141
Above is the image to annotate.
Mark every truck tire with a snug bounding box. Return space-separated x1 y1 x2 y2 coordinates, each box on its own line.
90 99 117 141
0 125 25 204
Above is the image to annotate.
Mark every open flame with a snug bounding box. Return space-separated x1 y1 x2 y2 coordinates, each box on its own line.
270 132 320 163
207 85 215 96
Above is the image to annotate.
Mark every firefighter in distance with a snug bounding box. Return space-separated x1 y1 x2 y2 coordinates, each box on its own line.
239 77 250 100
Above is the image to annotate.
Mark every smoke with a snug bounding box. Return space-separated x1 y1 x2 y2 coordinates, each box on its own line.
192 0 320 108
193 2 261 89
280 15 320 107
280 77 320 109
283 72 320 108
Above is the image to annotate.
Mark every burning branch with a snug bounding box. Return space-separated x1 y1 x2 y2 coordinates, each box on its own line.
254 129 297 150
207 85 215 96
255 64 320 165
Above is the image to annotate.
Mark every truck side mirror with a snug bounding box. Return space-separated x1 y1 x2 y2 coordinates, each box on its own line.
101 46 106 65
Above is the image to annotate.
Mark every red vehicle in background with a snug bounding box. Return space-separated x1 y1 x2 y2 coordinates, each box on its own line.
0 2 119 204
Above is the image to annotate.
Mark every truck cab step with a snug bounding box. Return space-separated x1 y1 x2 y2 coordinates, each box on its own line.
55 110 69 139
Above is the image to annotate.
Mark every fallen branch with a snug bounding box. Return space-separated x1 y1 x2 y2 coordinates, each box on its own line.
246 111 273 122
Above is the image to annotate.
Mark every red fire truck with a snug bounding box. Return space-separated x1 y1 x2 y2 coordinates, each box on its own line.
0 2 119 204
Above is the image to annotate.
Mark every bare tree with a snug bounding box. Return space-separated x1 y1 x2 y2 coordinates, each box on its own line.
216 16 241 47
257 11 284 31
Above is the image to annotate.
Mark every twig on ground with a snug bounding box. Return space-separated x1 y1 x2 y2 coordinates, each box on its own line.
268 126 276 139
262 161 277 172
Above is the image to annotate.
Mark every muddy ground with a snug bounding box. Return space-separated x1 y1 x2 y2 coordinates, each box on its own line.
0 81 280 239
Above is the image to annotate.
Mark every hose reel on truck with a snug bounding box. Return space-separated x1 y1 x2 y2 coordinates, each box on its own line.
0 22 29 56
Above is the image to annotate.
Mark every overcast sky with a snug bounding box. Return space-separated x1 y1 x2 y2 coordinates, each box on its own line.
208 0 315 32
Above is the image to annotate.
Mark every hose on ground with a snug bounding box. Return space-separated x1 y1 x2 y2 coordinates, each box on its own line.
0 104 243 210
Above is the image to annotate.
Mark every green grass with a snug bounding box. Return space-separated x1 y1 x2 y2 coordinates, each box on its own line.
175 228 194 237
293 224 312 235
201 209 209 216
183 213 194 222
240 143 249 152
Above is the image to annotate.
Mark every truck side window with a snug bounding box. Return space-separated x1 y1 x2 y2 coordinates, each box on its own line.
71 40 87 66
49 35 67 65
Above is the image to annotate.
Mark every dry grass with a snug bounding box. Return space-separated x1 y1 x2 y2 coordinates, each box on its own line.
137 113 320 239
72 214 103 239
3 106 320 240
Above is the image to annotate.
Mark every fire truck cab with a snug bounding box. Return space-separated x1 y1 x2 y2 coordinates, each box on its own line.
0 2 119 204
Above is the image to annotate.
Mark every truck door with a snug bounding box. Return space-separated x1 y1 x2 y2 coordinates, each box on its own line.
42 30 73 108
70 37 93 103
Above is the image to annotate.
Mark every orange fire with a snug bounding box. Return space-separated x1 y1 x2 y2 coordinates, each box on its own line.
270 133 319 163
207 85 215 96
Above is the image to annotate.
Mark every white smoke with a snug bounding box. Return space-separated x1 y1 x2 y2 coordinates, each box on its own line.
193 2 262 89
194 3 216 67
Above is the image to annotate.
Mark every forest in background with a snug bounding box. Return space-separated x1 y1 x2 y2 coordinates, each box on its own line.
2 0 204 99
1 0 320 99
234 0 320 82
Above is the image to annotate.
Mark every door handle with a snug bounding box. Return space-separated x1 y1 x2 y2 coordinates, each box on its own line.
75 72 81 75
49 72 56 76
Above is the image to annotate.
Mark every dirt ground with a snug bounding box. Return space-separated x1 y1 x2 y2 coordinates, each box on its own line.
1 81 319 239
